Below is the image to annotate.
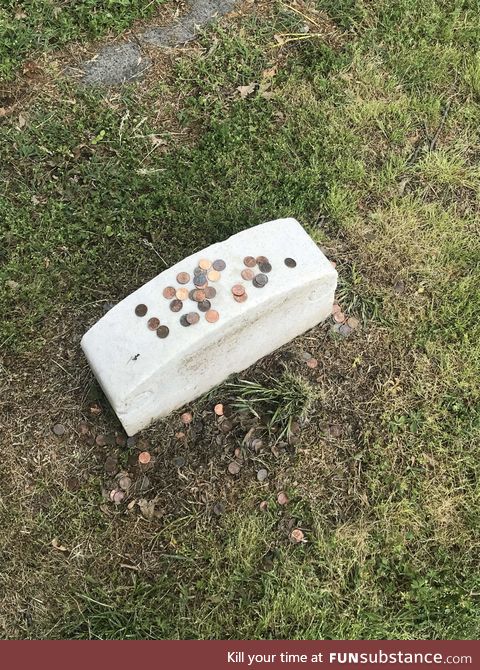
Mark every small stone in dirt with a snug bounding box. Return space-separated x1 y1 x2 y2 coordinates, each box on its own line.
306 358 318 369
116 434 127 447
347 316 360 330
181 411 193 425
290 528 305 543
213 501 225 516
259 500 269 512
277 491 289 506
338 323 353 337
96 434 107 446
126 436 136 449
138 451 151 465
228 461 241 475
300 351 312 361
290 421 301 434
52 423 66 436
214 403 224 416
257 468 268 482
118 476 132 491
252 439 263 452
234 447 242 460
219 420 233 433
105 455 118 475
174 456 186 468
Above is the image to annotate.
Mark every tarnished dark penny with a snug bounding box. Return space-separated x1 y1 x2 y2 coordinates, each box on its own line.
180 315 190 327
243 256 256 268
135 304 148 317
212 259 226 271
284 257 297 268
176 272 190 284
207 269 221 282
232 284 245 296
204 286 216 299
258 261 272 273
253 273 268 288
193 266 203 276
170 299 183 312
193 289 206 302
189 289 197 301
186 312 200 325
205 310 219 323
256 256 269 265
156 325 169 338
194 273 207 287
147 317 160 331
234 293 248 303
241 268 254 281
198 300 211 312
176 287 189 301
163 286 176 299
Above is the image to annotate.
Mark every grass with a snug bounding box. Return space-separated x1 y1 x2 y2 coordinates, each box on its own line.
1 0 479 639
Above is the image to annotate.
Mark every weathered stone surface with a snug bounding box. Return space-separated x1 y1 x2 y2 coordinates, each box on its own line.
81 219 337 435
81 43 150 86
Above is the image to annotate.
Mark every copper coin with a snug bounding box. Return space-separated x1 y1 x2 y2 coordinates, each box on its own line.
232 284 245 296
193 266 203 276
135 304 148 317
212 259 226 271
138 451 151 465
207 269 221 282
234 293 248 303
241 268 255 281
243 256 256 267
176 272 190 284
258 261 272 273
205 310 219 323
186 312 200 325
284 257 297 268
170 299 183 312
198 300 211 312
306 358 318 369
199 258 212 270
347 316 360 329
214 403 224 416
180 315 190 327
228 462 241 475
204 286 216 299
163 286 176 299
189 289 197 301
176 287 189 301
181 411 193 424
156 325 169 338
147 317 160 331
331 303 341 315
256 256 269 265
333 311 346 324
253 273 268 288
193 289 206 302
194 273 207 287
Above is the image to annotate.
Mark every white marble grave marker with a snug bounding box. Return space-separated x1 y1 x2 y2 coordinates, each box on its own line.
81 218 337 435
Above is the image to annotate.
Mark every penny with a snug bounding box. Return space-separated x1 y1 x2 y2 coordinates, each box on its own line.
193 266 203 276
277 491 289 506
119 476 132 491
331 303 341 315
257 468 268 482
205 310 219 323
232 284 245 297
234 293 248 303
163 286 176 299
138 451 151 465
180 315 190 327
170 299 183 312
156 325 169 338
198 300 211 312
113 490 125 504
53 423 66 436
333 311 346 324
194 273 207 287
212 259 226 271
135 304 148 317
181 412 193 424
186 312 200 325
290 528 305 543
147 317 160 331
228 462 241 475
347 316 360 329
214 403 224 416
199 259 212 270
204 286 216 299
176 272 190 284
253 274 268 288
207 269 221 282
243 256 256 267
306 358 318 369
284 257 297 268
256 256 269 265
189 289 197 301
176 287 189 301
258 261 272 273
241 268 254 281
193 289 206 302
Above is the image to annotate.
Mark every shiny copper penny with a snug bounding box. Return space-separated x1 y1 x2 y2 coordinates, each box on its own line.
214 403 224 416
193 289 206 302
147 317 160 331
234 293 248 303
204 286 216 299
253 273 268 288
170 299 183 312
258 261 272 273
138 451 151 465
135 304 148 317
198 300 211 312
207 269 221 282
256 256 269 265
232 284 245 297
241 268 255 281
186 312 200 325
156 325 169 338
163 286 176 299
284 257 297 268
176 287 189 301
194 273 207 287
176 272 190 284
333 311 346 324
205 310 219 323
199 258 212 270
243 256 256 267
212 259 226 271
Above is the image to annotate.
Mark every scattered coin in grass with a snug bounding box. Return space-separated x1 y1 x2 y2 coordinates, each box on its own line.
300 351 312 361
228 462 241 475
259 500 269 512
277 491 289 506
174 455 186 468
138 451 151 465
339 323 353 337
119 476 132 491
52 423 65 436
330 260 337 268
213 501 225 516
306 358 318 369
290 528 305 543
252 439 263 452
347 316 360 329
96 434 107 446
214 403 224 416
181 412 193 424
333 311 346 324
257 469 268 482
113 490 125 504
331 303 341 315
135 304 148 317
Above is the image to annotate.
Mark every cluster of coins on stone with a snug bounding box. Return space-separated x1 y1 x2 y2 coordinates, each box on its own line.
231 255 271 303
134 302 170 339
